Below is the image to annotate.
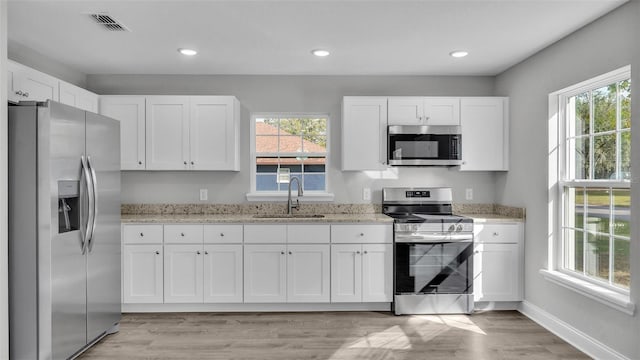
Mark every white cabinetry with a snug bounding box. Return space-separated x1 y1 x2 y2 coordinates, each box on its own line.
287 244 330 303
99 96 146 170
388 97 460 126
164 244 204 303
473 222 523 303
203 244 243 303
59 81 98 112
123 225 164 304
146 96 240 171
330 224 393 303
341 96 388 171
7 60 58 103
244 244 287 303
460 97 509 171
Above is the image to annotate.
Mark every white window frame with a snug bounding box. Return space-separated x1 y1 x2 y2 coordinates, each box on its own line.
543 66 634 315
246 112 334 202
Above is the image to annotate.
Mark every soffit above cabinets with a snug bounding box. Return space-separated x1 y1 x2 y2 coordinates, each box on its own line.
7 0 627 76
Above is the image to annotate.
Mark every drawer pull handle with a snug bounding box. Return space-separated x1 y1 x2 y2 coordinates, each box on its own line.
205 251 209 255
184 161 187 165
220 233 225 237
474 250 479 254
281 251 285 255
155 251 160 255
364 251 368 254
288 251 292 255
181 233 185 237
359 233 364 237
138 161 142 165
493 232 499 236
356 251 361 254
191 161 195 165
197 251 201 255
140 233 144 237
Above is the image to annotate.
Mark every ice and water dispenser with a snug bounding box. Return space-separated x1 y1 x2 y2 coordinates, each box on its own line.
58 180 80 233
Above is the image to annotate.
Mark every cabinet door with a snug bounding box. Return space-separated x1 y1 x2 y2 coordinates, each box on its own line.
244 244 287 303
388 97 423 125
287 244 330 303
424 97 460 126
189 96 239 170
59 81 98 112
203 245 243 303
460 97 508 171
99 96 146 170
331 244 362 302
146 96 190 170
362 244 393 302
473 243 521 302
8 60 59 103
123 245 163 303
164 245 204 303
341 97 388 171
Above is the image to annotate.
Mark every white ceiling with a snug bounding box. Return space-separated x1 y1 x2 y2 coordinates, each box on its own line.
8 0 627 76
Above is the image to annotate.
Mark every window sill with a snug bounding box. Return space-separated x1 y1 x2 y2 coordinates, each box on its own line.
246 192 335 202
539 269 635 315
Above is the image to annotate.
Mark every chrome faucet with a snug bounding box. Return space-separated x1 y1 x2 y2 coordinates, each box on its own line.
287 177 303 214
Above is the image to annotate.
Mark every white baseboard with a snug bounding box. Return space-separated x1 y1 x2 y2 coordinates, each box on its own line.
474 301 520 311
122 302 391 313
518 300 630 360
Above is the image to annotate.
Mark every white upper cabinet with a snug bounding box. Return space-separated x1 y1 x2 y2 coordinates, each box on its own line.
460 97 509 171
8 60 58 103
342 96 388 171
145 96 240 171
99 96 146 170
59 81 99 112
190 96 240 171
388 97 460 126
146 96 190 170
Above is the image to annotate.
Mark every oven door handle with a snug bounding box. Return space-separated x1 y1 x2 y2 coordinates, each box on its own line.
395 233 473 243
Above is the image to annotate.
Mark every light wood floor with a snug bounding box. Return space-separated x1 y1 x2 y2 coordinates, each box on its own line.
79 311 589 360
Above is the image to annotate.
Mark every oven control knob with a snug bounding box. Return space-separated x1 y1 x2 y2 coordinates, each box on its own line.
448 224 455 232
456 224 463 232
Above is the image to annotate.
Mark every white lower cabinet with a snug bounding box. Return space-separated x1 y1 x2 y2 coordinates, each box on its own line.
203 244 243 303
244 244 287 303
473 222 524 303
123 245 164 304
164 244 204 303
331 244 393 303
287 244 330 303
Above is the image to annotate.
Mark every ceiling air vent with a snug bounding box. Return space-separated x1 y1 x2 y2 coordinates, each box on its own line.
89 13 129 31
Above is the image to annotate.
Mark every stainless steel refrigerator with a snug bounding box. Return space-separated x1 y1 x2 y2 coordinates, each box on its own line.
9 100 121 360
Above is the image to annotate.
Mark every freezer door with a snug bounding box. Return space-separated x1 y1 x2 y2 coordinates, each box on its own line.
85 111 122 343
45 102 89 360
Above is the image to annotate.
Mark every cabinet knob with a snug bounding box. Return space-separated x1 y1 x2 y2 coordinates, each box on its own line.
191 161 194 165
138 161 142 165
140 232 144 237
23 92 29 97
181 233 185 237
184 161 187 165
474 250 479 254
364 251 368 254
197 251 201 255
288 251 292 255
281 251 285 255
356 251 361 254
205 251 209 255
359 233 364 237
15 90 23 96
155 251 160 255
493 232 499 236
220 233 225 237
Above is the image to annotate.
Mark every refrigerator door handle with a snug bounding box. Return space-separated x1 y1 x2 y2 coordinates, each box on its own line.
87 155 99 252
80 155 94 254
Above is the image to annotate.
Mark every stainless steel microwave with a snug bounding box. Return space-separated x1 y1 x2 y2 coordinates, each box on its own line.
387 125 462 166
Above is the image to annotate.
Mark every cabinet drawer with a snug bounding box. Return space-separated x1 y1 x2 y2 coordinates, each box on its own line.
475 223 521 244
164 225 204 244
287 225 330 244
123 225 163 244
204 224 243 244
244 225 287 243
331 224 392 244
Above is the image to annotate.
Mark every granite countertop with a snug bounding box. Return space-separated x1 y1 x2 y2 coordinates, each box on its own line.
121 213 394 224
458 213 525 223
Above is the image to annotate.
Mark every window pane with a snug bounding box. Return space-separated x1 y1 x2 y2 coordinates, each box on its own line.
585 232 610 282
256 135 278 153
593 133 616 179
279 118 303 136
279 135 303 153
563 228 584 273
303 174 326 191
620 130 631 178
256 174 278 191
304 164 326 173
565 187 584 230
593 84 617 133
256 118 279 135
613 237 630 288
256 157 279 169
280 173 303 191
572 92 590 136
613 189 630 238
568 137 590 179
619 79 631 130
302 135 327 153
585 188 610 234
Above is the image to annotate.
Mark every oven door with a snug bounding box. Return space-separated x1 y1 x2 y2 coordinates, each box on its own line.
387 125 461 166
395 240 473 295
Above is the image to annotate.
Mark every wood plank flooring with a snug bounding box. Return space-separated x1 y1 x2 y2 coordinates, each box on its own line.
79 311 590 360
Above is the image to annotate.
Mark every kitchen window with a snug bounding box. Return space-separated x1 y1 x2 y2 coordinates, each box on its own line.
248 114 332 201
545 66 633 313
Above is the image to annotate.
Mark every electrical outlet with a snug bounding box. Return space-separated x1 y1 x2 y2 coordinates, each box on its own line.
465 188 473 201
363 187 371 201
200 189 208 201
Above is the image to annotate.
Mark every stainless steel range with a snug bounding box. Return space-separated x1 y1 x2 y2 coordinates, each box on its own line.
383 187 474 315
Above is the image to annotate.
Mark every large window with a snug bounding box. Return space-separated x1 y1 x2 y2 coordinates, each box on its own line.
251 114 328 193
558 68 631 291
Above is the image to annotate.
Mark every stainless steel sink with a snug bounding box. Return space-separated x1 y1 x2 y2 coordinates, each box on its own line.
252 214 325 219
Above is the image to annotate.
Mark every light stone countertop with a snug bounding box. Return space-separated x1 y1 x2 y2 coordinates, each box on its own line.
121 213 394 224
458 213 525 223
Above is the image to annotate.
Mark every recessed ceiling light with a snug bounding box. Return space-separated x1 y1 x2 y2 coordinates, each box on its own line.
449 50 469 58
311 49 330 57
178 48 198 56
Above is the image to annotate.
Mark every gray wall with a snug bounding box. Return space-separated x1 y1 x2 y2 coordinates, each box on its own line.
494 2 639 358
87 74 498 204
